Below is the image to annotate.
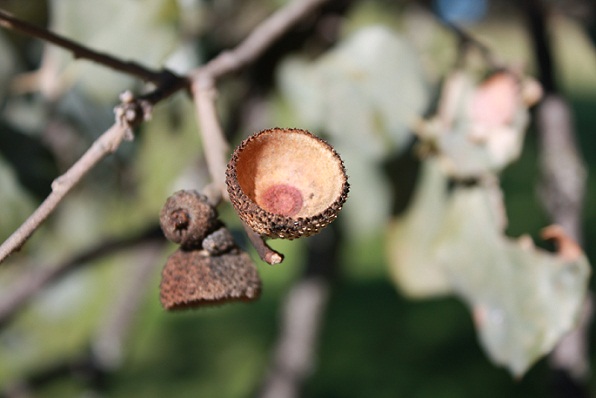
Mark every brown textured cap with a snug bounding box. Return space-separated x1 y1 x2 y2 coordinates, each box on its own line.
226 128 349 239
159 249 262 310
159 190 218 249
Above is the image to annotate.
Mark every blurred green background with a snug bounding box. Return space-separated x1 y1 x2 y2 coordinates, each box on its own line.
0 0 595 397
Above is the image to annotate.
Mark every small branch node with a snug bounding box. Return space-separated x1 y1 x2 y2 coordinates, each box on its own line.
114 91 153 139
50 176 66 192
242 222 284 265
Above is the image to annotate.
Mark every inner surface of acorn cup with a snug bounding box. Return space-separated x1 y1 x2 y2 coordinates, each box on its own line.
226 128 349 239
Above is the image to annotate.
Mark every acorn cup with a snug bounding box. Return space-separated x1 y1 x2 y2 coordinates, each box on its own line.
158 190 262 310
159 249 261 310
226 128 349 239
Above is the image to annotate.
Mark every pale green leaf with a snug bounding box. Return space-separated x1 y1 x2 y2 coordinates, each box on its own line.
435 187 590 376
278 25 430 160
338 150 392 240
386 159 452 297
388 162 590 376
46 0 180 101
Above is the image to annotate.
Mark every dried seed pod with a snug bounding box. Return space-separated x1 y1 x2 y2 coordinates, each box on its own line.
160 190 219 248
159 249 262 310
202 227 236 256
226 128 349 239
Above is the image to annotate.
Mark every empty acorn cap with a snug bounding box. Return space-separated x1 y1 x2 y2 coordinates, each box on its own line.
160 249 261 310
226 128 349 239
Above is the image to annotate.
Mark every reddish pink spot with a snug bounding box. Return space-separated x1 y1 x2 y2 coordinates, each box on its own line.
261 184 303 217
471 73 518 128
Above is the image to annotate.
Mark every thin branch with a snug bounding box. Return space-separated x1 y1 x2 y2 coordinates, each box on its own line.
192 78 231 198
536 96 587 240
0 0 330 265
194 0 330 80
242 222 284 265
446 22 502 69
1 243 164 397
426 5 502 70
258 277 330 398
0 9 174 85
0 89 170 264
91 242 164 370
190 0 330 260
257 227 338 398
0 226 163 327
0 124 127 263
191 0 330 187
524 0 557 93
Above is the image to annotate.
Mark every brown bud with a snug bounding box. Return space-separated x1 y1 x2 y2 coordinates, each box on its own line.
159 248 262 310
202 227 236 256
226 128 349 239
159 190 218 248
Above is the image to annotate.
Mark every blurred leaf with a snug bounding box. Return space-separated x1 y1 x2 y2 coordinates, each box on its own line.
132 96 204 218
387 159 452 297
0 31 17 104
100 96 206 235
339 151 392 240
0 156 35 242
278 25 430 239
418 71 539 178
0 120 58 199
390 176 591 376
437 186 590 376
278 25 430 160
45 0 180 101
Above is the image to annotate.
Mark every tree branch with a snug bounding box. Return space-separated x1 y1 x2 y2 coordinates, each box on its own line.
258 277 329 398
0 89 171 264
193 0 329 81
189 0 330 260
0 0 330 265
191 78 230 199
91 242 164 370
0 9 176 85
0 124 128 263
1 243 164 397
257 227 338 398
190 0 329 190
523 0 591 393
242 222 284 265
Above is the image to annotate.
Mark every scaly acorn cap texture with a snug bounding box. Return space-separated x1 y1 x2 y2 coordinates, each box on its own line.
159 190 219 249
226 128 349 239
159 248 261 310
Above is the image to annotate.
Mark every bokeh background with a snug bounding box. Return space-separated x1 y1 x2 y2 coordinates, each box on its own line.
0 0 595 397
